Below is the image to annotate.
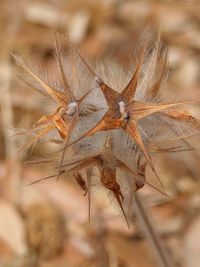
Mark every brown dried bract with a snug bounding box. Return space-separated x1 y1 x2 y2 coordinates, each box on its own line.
135 155 147 191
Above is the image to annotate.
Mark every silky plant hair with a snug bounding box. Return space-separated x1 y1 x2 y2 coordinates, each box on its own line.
13 31 200 229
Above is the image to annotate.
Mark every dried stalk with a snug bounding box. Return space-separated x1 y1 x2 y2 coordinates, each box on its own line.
134 193 175 267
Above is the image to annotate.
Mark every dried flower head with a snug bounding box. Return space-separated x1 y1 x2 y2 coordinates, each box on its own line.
63 32 200 187
15 31 200 227
13 33 100 180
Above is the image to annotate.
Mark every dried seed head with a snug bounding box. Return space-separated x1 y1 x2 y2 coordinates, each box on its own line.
15 31 200 228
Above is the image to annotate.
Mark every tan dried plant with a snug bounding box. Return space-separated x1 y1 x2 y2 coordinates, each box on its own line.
14 31 200 228
63 33 200 187
13 31 200 267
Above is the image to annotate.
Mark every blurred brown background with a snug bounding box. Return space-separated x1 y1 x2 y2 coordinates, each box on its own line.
0 0 200 266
